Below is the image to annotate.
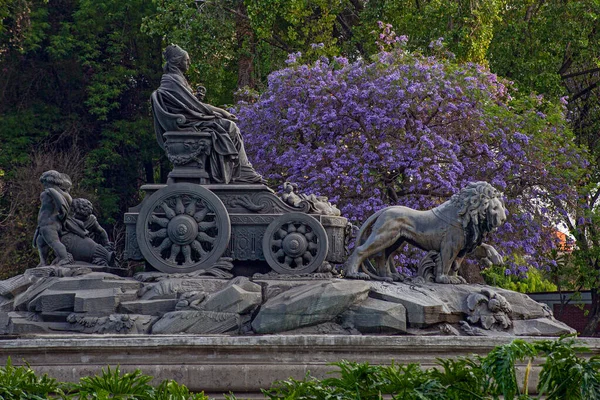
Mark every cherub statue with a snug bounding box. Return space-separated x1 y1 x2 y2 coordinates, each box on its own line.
33 170 86 266
33 170 115 267
72 198 113 252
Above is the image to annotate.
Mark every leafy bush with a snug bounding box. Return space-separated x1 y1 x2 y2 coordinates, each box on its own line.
482 264 558 293
264 336 600 400
2 337 599 399
0 357 65 399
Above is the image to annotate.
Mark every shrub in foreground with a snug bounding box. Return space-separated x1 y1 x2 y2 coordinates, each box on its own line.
1 336 599 399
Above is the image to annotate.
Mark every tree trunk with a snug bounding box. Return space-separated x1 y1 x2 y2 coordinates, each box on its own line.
234 1 256 90
582 287 600 336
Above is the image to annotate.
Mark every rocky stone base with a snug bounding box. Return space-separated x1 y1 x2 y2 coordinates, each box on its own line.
0 264 575 336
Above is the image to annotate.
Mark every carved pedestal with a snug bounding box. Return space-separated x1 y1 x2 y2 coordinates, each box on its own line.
163 131 212 184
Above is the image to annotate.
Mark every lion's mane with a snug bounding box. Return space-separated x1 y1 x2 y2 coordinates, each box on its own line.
448 181 503 255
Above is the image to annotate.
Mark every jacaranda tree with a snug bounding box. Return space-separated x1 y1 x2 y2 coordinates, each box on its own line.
236 32 586 272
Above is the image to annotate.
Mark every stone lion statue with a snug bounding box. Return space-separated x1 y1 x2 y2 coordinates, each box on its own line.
345 181 507 283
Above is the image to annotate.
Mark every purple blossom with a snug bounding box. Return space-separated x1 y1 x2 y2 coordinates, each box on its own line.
235 41 585 273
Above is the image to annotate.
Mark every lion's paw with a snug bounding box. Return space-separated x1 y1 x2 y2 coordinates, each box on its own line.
435 275 452 284
345 272 371 280
449 275 467 284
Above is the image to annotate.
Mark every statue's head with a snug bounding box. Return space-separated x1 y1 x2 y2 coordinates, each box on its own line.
163 44 190 74
40 170 72 191
72 198 94 219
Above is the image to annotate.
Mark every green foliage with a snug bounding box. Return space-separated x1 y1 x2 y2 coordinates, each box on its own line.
4 338 600 399
0 357 64 399
72 366 154 399
482 264 558 293
481 339 538 399
536 336 600 400
154 380 209 400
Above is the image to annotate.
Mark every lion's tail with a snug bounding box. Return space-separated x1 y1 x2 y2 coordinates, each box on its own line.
354 208 391 279
354 208 386 248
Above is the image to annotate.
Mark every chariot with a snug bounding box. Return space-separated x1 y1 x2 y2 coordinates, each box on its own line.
124 131 350 275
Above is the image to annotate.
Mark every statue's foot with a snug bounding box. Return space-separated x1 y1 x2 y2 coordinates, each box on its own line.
391 273 405 282
345 271 371 280
435 274 452 284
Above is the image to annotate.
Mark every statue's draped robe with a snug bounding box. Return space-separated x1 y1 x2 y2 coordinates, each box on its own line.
152 72 263 184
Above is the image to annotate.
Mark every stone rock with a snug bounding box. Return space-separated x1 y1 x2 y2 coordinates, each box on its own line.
341 298 407 334
369 282 454 327
40 311 72 322
138 278 229 300
119 299 179 316
152 310 244 334
74 289 118 314
253 279 316 301
251 280 370 334
48 272 141 292
199 280 262 314
115 290 139 303
0 297 14 312
14 277 60 311
0 274 35 298
495 288 552 320
512 318 576 336
280 321 359 335
6 312 69 334
28 290 75 312
65 313 157 334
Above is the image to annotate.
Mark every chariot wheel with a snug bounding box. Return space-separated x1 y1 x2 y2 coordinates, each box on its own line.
262 212 328 275
136 183 230 273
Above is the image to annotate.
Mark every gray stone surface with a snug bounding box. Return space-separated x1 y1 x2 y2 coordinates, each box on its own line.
512 318 576 336
138 278 228 300
253 279 319 300
14 277 59 311
74 289 118 314
152 310 244 334
251 280 370 334
49 273 141 292
369 282 453 327
341 297 407 334
29 290 75 312
200 279 262 314
64 313 157 334
0 274 34 298
119 299 179 316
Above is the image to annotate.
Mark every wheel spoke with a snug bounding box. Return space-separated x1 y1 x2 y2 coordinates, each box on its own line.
161 202 176 219
284 256 293 266
303 252 313 263
271 239 282 248
297 225 306 234
168 244 181 263
305 232 315 241
197 232 216 245
148 228 167 241
150 215 169 228
185 199 197 216
308 242 318 251
182 245 192 264
275 249 285 259
198 220 216 231
287 224 297 233
191 240 208 258
156 238 172 253
175 197 185 215
294 257 303 267
277 229 288 238
193 208 208 222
